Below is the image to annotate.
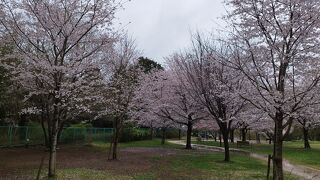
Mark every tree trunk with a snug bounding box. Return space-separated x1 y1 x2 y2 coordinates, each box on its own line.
219 131 222 147
56 122 65 145
256 132 261 144
46 106 52 150
178 129 181 140
40 114 49 148
273 112 284 180
112 128 119 160
161 128 166 145
150 128 153 140
221 128 230 162
111 120 121 160
109 117 122 160
230 129 234 143
214 131 217 142
186 122 192 149
241 128 246 142
303 127 311 149
48 120 58 177
268 134 272 144
205 131 208 140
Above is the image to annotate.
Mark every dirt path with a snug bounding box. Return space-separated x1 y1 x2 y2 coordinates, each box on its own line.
169 140 320 180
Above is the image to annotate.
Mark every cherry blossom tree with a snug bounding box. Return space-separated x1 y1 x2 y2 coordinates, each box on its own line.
131 69 206 148
233 105 265 142
126 57 164 140
0 0 118 177
159 72 208 149
226 0 320 178
234 106 273 144
295 105 320 149
168 34 247 161
194 120 220 142
96 35 139 160
130 70 175 144
0 37 25 126
252 114 275 144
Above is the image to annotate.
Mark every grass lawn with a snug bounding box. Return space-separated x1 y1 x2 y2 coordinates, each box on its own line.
192 140 320 169
34 168 132 180
151 153 298 179
32 156 299 180
91 139 182 149
0 139 299 179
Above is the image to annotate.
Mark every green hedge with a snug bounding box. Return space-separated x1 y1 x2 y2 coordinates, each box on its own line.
59 127 113 144
154 128 184 139
120 128 150 142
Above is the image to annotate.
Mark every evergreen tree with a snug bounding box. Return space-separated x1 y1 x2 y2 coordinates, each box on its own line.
137 57 163 73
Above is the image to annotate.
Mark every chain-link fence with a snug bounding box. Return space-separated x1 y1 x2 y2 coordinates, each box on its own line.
0 126 113 147
0 126 183 147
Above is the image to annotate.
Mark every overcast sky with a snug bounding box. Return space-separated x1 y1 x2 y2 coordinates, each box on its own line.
116 0 226 63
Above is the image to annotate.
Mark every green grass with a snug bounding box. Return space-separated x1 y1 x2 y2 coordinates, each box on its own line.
33 152 295 180
192 140 320 169
33 168 132 180
26 167 158 180
86 139 300 179
150 151 298 180
133 173 156 180
90 139 183 150
16 139 300 179
120 139 183 148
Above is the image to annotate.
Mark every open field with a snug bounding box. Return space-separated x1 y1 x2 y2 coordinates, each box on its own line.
0 139 299 179
192 140 320 169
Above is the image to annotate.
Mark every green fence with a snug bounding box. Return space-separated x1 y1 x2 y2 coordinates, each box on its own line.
0 126 183 147
0 126 113 147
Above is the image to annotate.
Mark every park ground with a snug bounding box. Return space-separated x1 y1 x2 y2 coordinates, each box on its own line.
192 140 320 170
0 139 308 180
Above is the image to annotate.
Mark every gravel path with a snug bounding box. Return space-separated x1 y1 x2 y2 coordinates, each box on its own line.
169 140 320 180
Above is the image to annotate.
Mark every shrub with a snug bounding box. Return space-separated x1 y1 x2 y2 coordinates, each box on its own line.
154 128 184 139
120 128 150 142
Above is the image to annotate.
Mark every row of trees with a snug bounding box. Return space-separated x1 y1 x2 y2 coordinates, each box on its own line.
228 1 320 179
1 0 320 179
0 0 165 177
129 1 320 179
